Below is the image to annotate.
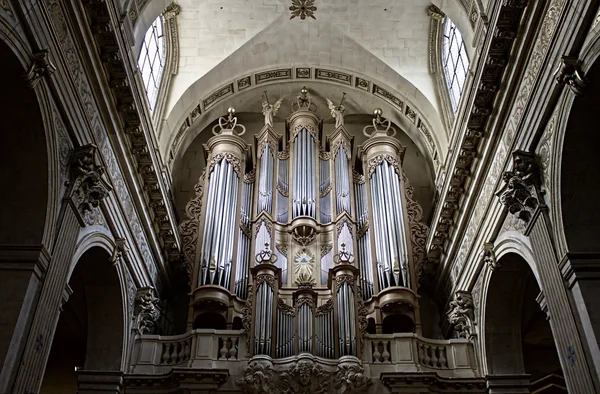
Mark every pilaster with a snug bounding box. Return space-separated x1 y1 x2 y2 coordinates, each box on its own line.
11 145 110 393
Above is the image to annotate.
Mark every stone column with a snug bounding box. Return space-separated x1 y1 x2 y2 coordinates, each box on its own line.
0 246 49 393
11 144 112 393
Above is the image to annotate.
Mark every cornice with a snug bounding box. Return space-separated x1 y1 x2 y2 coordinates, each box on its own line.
426 0 529 262
168 68 443 174
83 1 181 263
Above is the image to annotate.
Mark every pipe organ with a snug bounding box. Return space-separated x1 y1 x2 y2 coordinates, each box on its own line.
188 88 426 360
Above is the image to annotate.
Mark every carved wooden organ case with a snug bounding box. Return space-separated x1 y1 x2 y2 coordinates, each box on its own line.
186 89 428 360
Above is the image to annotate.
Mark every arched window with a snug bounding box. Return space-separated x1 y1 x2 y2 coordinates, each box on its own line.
137 16 166 113
441 18 469 113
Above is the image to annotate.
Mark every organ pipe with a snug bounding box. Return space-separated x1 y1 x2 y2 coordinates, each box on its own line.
292 128 316 218
335 146 351 215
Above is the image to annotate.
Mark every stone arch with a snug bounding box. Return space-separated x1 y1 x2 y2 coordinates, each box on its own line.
558 60 600 255
481 250 564 390
0 33 61 392
41 238 127 392
0 38 51 247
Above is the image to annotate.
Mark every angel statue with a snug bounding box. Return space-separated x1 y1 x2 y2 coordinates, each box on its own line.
261 91 283 127
327 95 346 128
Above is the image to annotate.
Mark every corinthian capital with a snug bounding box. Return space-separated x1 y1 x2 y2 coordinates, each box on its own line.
68 144 112 225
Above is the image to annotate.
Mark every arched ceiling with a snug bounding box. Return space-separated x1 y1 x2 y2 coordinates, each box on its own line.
132 0 481 169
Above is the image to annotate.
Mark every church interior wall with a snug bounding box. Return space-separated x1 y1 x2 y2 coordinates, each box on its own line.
1 0 600 393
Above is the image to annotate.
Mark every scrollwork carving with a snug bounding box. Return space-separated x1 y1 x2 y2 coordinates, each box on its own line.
367 154 400 177
498 151 539 224
208 152 242 177
133 287 161 335
178 168 206 279
333 363 371 394
446 291 475 340
69 144 112 223
237 360 278 394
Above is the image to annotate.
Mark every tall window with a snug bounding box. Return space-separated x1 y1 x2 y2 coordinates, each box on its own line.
137 16 165 113
442 19 469 113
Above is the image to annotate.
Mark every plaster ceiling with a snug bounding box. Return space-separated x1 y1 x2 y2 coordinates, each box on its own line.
135 0 465 117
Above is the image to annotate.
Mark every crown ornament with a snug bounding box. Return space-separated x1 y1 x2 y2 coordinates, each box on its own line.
334 243 355 265
212 107 246 136
363 108 397 138
255 242 278 265
291 86 317 112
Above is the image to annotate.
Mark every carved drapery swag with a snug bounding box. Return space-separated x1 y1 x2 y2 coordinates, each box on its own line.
133 287 161 334
69 144 111 224
498 151 539 223
446 291 475 339
402 171 429 287
178 168 206 279
237 358 371 394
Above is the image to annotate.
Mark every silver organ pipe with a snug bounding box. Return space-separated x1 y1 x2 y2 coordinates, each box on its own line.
258 144 274 214
199 160 237 288
320 247 333 286
319 158 331 223
370 160 406 289
276 156 289 222
235 178 254 299
275 299 295 358
315 300 334 358
297 302 313 353
335 146 351 215
292 128 316 218
357 230 374 300
336 282 357 357
275 245 288 285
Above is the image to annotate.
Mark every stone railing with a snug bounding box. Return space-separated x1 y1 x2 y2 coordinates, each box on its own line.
364 333 478 378
130 330 478 379
130 329 247 374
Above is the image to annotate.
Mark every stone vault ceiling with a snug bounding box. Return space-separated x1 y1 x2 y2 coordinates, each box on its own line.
158 0 437 116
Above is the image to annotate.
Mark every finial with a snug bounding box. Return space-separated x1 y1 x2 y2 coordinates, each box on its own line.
363 108 396 138
255 242 278 265
291 86 316 112
212 107 246 136
334 243 354 265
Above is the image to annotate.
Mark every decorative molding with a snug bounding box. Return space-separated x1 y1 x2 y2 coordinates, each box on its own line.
482 242 500 271
401 171 429 288
161 2 180 74
178 168 206 279
367 155 400 177
427 5 445 74
355 77 369 91
203 83 234 110
23 49 56 89
237 75 251 91
169 69 441 177
296 67 311 79
316 69 352 85
555 56 588 95
256 68 292 84
241 284 253 349
208 152 243 177
289 0 317 20
83 0 181 268
238 356 370 394
372 84 404 110
427 0 529 257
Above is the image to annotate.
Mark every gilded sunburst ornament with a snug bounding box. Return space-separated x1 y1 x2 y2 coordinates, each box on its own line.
289 0 316 20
